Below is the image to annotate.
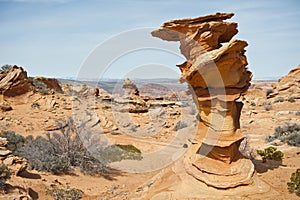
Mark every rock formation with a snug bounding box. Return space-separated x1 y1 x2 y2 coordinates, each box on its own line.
122 78 139 98
151 12 254 189
115 78 148 113
268 64 300 100
0 66 32 97
0 65 63 97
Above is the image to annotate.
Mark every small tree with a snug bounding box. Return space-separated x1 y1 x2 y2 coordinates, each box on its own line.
0 64 12 72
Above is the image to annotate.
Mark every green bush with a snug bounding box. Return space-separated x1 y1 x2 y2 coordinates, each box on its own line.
0 165 10 189
273 97 284 103
47 186 83 200
257 146 284 163
288 97 296 103
287 168 300 197
266 89 273 97
100 144 142 163
265 123 300 147
296 111 300 116
114 144 141 153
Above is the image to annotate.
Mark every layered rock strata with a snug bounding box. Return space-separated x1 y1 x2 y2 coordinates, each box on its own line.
152 12 254 188
0 137 27 175
268 64 300 99
0 65 63 97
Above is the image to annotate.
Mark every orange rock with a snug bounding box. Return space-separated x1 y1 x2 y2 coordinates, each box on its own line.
268 64 300 99
152 12 254 189
34 76 63 94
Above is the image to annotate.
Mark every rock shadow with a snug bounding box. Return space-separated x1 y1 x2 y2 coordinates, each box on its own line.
252 159 286 173
18 170 41 179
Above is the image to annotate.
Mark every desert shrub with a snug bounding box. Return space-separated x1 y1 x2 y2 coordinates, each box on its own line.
32 79 48 95
2 119 142 176
18 118 108 175
257 146 284 163
31 102 40 108
262 101 271 106
19 135 71 174
264 105 272 111
288 97 296 103
266 123 300 147
261 101 272 111
0 165 10 189
0 131 25 154
266 89 273 97
296 111 300 116
173 121 188 131
273 97 284 103
287 168 300 197
100 144 142 163
0 64 12 72
47 186 83 200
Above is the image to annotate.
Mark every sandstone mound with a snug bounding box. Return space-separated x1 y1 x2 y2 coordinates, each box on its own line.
34 76 63 94
268 64 300 99
0 65 63 98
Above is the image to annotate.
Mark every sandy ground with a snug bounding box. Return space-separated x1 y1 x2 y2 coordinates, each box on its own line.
0 83 299 199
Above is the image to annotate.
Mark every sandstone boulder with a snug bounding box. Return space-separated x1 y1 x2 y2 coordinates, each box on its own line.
0 65 64 97
0 137 27 175
0 66 28 92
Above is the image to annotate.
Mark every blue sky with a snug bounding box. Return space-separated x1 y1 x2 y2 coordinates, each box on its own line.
0 0 299 79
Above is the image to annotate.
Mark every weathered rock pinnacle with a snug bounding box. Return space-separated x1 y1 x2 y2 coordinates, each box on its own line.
152 12 254 189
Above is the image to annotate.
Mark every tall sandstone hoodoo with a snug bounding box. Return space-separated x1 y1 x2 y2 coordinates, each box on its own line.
152 13 254 189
